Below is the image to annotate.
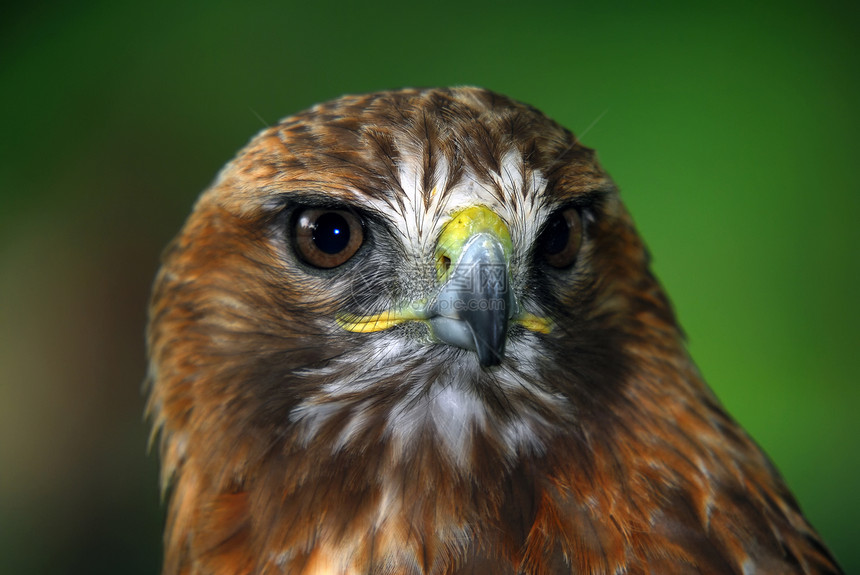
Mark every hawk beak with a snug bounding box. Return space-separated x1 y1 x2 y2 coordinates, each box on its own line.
426 207 514 367
336 206 552 364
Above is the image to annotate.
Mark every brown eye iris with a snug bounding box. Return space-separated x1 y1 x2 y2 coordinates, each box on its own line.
539 208 583 268
294 208 364 268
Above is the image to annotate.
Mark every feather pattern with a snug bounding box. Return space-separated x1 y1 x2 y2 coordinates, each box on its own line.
146 87 841 574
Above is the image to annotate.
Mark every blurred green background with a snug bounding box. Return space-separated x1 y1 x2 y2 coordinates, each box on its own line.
1 1 857 573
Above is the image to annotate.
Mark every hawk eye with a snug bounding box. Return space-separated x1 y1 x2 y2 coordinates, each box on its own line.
294 208 364 268
538 208 583 268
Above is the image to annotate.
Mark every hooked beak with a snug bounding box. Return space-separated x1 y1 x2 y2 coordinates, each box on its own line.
337 206 551 367
426 207 514 366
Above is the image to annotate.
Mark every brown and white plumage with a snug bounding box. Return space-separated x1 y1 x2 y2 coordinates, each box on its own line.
146 87 840 574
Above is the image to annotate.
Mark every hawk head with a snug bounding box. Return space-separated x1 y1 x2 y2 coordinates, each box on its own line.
146 88 839 574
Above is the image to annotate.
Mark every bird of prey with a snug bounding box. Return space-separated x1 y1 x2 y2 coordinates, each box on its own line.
146 87 840 574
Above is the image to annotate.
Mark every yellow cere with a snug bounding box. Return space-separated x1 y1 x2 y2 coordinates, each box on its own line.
435 206 513 281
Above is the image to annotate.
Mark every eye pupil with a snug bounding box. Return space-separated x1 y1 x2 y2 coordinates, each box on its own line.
312 212 351 254
539 208 583 268
294 208 364 268
543 214 570 255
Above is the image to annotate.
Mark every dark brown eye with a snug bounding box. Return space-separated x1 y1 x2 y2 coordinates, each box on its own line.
294 208 364 268
539 208 583 268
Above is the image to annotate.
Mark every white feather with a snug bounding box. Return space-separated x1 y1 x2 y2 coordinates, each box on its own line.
289 146 566 467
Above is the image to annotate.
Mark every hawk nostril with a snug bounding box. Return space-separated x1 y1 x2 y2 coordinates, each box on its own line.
436 253 452 280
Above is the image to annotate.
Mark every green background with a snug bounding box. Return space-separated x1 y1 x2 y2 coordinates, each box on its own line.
1 1 857 573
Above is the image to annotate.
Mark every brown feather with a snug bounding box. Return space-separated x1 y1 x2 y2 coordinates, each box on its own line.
146 87 841 574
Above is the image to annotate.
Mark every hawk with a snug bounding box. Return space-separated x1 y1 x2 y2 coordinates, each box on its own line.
146 87 840 574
